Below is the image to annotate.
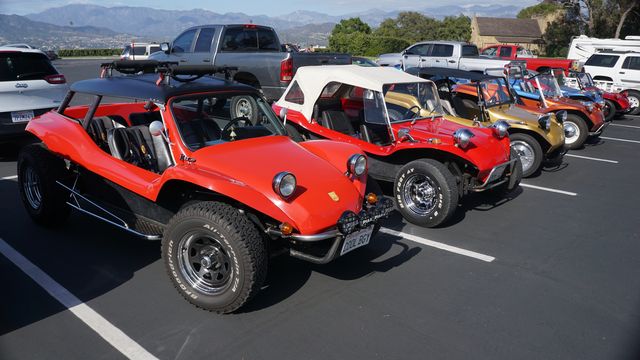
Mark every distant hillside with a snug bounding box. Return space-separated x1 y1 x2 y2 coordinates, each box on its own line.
279 23 336 46
0 14 137 49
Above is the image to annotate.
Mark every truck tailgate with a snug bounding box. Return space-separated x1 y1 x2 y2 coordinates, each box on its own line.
292 53 352 70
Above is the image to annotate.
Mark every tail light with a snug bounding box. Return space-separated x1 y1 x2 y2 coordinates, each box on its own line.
244 24 257 29
280 57 293 82
44 74 66 84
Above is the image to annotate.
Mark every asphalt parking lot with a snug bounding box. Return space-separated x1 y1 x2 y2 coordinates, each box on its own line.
1 59 639 360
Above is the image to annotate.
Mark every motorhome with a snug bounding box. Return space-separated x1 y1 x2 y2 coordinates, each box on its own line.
568 35 640 64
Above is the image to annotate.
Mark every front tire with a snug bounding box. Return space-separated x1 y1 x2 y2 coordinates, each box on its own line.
626 90 640 115
563 114 589 150
17 144 70 226
394 159 458 228
603 99 616 122
509 133 542 178
162 201 267 313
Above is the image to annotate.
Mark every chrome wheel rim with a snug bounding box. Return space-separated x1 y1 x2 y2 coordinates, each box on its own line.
628 96 639 110
178 232 233 295
402 173 438 216
511 140 535 174
235 98 252 119
563 121 580 144
23 166 42 210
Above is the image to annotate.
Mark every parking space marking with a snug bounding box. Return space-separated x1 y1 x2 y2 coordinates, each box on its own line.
600 136 640 144
610 123 640 129
565 154 619 164
520 183 578 196
0 239 159 360
1 175 17 180
379 228 495 263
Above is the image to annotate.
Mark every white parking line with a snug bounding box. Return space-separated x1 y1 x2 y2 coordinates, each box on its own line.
379 228 495 263
600 136 640 144
1 175 17 180
610 123 640 129
0 239 158 360
520 183 578 196
565 153 619 164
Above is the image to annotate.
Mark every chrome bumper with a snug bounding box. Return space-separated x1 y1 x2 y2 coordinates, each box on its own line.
590 120 610 135
471 159 517 192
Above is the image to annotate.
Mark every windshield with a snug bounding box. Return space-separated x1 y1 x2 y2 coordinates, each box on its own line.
382 82 444 122
479 78 513 107
575 72 594 88
551 69 569 87
171 93 285 151
531 74 562 98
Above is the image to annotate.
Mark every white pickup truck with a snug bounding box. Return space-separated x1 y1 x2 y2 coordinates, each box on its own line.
376 41 512 73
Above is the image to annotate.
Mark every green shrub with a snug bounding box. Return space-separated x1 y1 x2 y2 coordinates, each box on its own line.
58 48 120 57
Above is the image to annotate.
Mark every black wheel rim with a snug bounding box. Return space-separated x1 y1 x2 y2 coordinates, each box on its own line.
402 173 439 216
23 165 42 210
178 231 233 295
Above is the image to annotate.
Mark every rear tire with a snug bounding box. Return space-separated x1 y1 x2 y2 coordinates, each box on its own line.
563 114 588 150
162 201 267 313
626 90 640 115
394 159 458 228
603 99 616 122
17 144 70 227
509 133 542 178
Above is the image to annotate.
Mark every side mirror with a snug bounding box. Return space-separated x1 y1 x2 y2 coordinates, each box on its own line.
149 120 165 137
160 42 170 54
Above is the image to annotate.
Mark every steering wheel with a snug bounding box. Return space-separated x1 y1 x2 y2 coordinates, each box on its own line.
222 117 251 141
403 105 421 119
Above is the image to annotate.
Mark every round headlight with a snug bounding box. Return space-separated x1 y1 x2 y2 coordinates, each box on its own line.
453 128 474 149
538 114 551 130
491 120 510 139
273 172 296 198
556 110 567 123
348 154 367 176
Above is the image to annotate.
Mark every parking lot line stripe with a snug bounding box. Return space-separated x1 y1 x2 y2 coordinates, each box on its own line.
520 183 578 196
565 153 619 164
379 228 495 263
610 123 640 129
0 239 159 360
1 175 17 180
600 136 640 144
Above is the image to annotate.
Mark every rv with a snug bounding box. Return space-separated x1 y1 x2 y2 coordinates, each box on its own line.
568 35 640 64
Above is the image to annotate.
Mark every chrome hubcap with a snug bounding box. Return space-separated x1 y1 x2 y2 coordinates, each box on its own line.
23 166 42 210
402 173 438 216
563 121 580 144
235 99 252 119
628 96 639 109
178 233 233 295
511 140 535 173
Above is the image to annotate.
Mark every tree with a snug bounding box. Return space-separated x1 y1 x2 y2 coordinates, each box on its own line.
614 0 638 38
438 16 472 42
332 17 371 35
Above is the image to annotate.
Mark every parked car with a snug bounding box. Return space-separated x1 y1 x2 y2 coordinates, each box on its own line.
149 24 351 106
508 66 606 149
18 60 392 313
565 71 631 120
1 43 35 49
273 65 521 228
376 41 513 73
0 47 68 144
582 51 640 115
409 67 565 178
479 44 579 73
352 56 379 67
120 43 161 60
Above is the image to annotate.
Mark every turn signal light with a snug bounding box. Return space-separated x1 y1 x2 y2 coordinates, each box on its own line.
366 192 378 204
280 222 293 235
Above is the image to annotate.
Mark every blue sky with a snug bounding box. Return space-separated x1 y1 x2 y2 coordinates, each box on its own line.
1 0 538 16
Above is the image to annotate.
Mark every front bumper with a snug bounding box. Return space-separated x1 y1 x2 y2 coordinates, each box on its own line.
544 145 568 165
470 159 518 192
266 197 394 264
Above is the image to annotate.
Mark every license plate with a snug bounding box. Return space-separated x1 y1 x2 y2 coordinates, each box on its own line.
488 163 508 183
11 110 34 123
340 226 374 256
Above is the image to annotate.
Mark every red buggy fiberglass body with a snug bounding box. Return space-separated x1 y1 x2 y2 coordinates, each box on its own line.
273 65 521 228
18 61 392 313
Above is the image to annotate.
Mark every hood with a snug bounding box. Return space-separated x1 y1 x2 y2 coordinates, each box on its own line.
494 104 544 124
190 135 364 234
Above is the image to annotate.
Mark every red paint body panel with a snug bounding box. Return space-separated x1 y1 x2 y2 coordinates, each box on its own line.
481 45 576 72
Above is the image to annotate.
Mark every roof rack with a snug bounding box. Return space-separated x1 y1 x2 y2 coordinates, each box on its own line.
99 60 239 84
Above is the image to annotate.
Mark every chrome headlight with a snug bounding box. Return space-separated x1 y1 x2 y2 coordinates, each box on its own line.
453 128 474 149
538 114 551 130
491 120 510 139
556 110 567 123
581 101 594 112
273 172 297 198
347 154 367 176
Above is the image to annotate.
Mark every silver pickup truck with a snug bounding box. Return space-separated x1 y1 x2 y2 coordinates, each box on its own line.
150 24 350 103
376 41 511 73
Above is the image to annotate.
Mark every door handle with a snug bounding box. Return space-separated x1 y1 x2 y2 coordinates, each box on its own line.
421 58 426 62
180 59 187 62
203 59 211 62
435 60 440 62
619 72 625 74
448 60 456 63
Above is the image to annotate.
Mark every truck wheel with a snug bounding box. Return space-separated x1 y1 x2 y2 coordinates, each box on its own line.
493 151 522 195
162 201 267 313
603 99 616 122
230 95 258 122
17 144 70 227
509 133 542 178
626 90 640 115
394 159 458 228
563 114 588 150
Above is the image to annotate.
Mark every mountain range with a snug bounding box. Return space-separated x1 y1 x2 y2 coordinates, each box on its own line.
2 4 524 48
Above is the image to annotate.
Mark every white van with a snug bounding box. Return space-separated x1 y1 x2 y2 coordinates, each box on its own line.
120 43 161 60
